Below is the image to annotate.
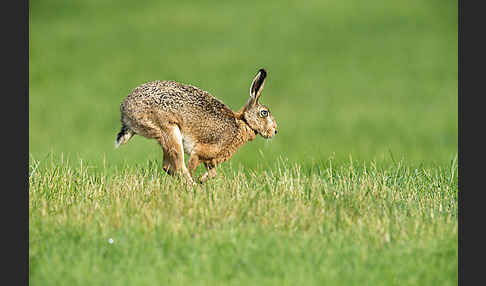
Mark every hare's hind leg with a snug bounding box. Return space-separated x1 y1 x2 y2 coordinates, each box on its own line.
158 125 194 185
124 114 192 184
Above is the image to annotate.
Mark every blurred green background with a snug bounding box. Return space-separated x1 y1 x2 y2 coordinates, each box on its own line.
29 0 457 170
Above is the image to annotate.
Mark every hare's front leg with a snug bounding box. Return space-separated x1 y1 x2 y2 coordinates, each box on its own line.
200 163 217 184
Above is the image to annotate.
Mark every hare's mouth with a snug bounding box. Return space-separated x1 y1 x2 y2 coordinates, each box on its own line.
261 130 276 139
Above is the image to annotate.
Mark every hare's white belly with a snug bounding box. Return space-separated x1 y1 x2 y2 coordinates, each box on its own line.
182 134 195 155
170 126 195 155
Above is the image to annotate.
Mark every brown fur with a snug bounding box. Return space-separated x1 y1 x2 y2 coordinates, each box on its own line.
116 68 277 184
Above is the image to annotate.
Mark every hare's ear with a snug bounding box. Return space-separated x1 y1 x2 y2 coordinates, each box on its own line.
248 68 267 106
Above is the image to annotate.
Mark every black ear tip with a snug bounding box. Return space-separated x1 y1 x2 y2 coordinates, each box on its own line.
258 68 267 77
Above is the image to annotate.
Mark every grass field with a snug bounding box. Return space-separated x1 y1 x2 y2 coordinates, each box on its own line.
29 156 457 285
29 0 457 285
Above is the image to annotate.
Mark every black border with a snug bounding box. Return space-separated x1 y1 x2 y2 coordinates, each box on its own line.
2 0 29 284
459 0 484 285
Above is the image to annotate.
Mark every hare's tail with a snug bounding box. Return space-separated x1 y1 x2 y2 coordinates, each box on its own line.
115 124 134 148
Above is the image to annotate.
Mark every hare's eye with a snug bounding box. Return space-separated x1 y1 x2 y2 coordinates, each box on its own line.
260 110 268 117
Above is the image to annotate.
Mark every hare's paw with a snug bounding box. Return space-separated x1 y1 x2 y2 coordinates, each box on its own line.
199 167 218 184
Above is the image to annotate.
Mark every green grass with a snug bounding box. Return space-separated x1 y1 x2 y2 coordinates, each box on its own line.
29 0 457 284
29 156 457 285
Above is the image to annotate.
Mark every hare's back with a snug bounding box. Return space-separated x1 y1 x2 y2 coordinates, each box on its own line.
127 80 227 112
123 80 237 138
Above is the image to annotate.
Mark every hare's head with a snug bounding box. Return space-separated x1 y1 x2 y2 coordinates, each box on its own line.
242 69 278 139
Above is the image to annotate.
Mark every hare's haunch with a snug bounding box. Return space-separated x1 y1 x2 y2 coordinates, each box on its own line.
115 68 277 184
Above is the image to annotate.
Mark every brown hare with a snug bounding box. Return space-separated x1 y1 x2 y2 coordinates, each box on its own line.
115 68 277 184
